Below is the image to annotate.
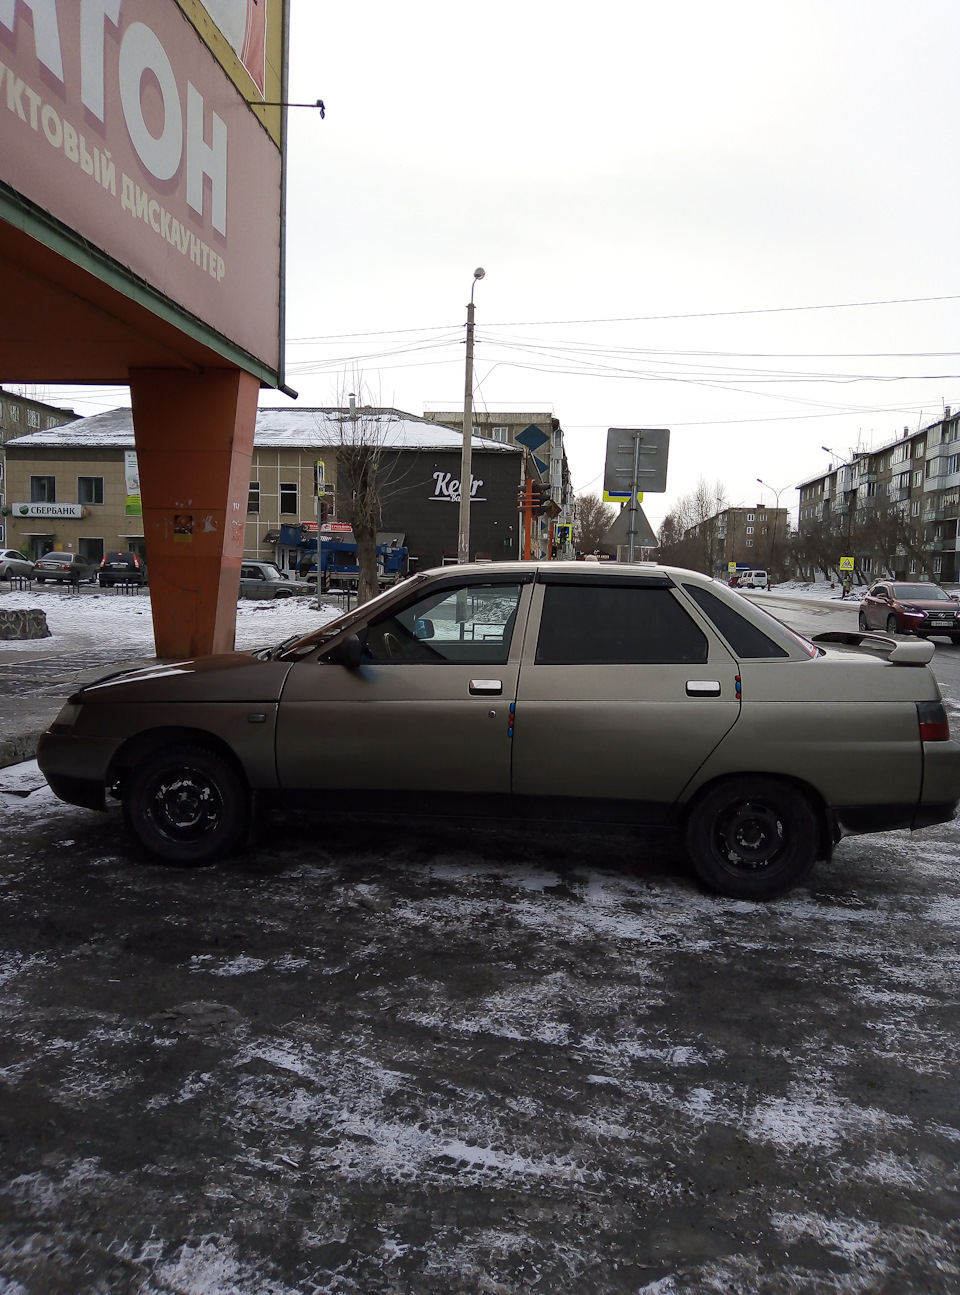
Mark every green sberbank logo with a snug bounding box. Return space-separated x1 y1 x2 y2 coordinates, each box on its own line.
18 505 29 516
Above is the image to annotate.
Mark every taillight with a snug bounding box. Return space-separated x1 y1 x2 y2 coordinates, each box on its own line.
917 700 951 742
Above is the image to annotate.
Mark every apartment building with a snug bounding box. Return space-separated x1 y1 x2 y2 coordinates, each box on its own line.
796 409 958 582
668 502 790 577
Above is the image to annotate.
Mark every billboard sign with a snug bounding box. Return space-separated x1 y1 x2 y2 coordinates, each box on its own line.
0 0 284 376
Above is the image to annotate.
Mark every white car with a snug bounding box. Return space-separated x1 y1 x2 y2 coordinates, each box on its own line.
0 549 36 579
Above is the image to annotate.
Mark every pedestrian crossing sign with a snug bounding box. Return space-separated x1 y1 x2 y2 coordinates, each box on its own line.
839 556 854 570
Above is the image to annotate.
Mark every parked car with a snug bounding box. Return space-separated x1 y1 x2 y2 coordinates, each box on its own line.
38 562 960 901
32 552 98 584
859 580 960 643
737 569 768 589
239 561 311 599
98 551 148 587
0 548 34 580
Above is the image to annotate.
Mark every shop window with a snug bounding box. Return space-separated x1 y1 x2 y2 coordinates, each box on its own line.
30 475 55 502
77 476 104 505
247 482 260 514
280 483 298 515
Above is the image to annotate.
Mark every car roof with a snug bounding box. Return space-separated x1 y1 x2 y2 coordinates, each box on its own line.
417 560 714 585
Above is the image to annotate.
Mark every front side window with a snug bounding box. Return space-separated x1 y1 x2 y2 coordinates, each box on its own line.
280 483 298 515
30 475 55 502
363 581 524 664
77 476 104 505
535 583 707 665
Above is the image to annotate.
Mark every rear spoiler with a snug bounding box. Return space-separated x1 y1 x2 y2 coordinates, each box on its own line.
812 630 935 665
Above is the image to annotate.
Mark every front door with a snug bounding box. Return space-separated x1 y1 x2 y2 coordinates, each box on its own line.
275 574 533 814
511 574 742 823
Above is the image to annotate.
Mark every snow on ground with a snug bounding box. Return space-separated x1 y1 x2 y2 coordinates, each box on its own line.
0 587 340 657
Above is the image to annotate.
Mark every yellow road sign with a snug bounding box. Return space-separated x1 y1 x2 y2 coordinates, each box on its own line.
839 556 854 570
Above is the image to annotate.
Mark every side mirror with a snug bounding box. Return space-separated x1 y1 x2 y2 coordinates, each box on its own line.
414 618 435 640
328 633 363 670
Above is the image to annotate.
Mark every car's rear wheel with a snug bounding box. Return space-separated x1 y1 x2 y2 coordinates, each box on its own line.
122 743 249 864
684 776 819 900
886 614 899 635
858 611 868 630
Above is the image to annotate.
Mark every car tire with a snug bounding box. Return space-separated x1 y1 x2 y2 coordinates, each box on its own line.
275 589 293 599
886 614 899 635
951 634 960 646
122 743 249 864
684 776 819 900
35 576 45 584
858 611 868 630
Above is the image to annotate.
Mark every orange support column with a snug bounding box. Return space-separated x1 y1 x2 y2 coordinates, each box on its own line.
129 367 260 659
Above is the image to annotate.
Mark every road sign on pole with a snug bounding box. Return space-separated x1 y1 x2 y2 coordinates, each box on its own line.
839 556 854 570
603 429 670 496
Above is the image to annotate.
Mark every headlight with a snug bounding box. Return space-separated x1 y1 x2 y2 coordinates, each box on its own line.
901 605 925 617
49 702 82 733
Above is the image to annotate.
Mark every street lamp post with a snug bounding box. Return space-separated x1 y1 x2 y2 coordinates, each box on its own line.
757 478 788 577
458 267 485 565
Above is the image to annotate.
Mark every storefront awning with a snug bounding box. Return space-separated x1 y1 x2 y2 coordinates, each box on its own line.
262 530 281 544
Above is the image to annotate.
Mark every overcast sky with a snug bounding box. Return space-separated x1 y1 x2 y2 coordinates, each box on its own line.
52 0 960 531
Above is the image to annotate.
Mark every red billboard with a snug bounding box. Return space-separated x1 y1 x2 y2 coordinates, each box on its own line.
0 0 282 374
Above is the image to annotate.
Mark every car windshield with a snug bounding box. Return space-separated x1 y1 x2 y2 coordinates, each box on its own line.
893 583 951 601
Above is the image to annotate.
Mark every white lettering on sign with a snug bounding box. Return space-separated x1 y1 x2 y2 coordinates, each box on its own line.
430 472 485 503
1 0 228 236
118 21 182 182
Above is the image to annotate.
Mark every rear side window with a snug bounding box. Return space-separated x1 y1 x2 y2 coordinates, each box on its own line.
683 585 789 658
535 584 708 665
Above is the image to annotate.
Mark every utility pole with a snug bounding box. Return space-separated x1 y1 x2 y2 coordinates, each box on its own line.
627 433 641 563
457 267 485 564
757 478 787 577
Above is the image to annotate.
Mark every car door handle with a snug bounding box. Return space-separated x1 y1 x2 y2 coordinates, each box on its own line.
686 680 721 696
469 679 502 695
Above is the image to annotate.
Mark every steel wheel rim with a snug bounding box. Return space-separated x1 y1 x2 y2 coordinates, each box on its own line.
715 801 785 871
147 769 223 843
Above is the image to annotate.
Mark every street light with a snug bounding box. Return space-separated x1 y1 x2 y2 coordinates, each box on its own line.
458 267 485 565
757 477 788 577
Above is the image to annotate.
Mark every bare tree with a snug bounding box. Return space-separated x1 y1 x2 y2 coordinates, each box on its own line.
574 492 616 555
656 479 728 574
324 385 401 605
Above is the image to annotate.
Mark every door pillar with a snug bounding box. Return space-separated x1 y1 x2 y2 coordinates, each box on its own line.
129 367 259 659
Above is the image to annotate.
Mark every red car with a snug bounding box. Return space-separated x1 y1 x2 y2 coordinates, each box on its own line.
859 580 960 642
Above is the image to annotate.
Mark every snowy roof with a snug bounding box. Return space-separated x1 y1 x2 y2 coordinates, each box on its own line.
7 406 522 453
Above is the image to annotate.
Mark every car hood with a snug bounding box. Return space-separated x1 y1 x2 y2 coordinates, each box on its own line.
74 652 294 704
898 599 958 610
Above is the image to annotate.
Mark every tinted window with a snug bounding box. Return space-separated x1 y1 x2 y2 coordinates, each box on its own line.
535 584 707 665
364 582 523 664
684 586 788 659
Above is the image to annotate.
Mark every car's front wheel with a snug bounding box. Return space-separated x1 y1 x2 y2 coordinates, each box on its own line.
886 614 899 635
122 743 249 864
684 776 819 900
858 611 868 630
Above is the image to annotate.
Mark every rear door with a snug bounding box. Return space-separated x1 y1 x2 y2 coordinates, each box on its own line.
510 573 741 823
